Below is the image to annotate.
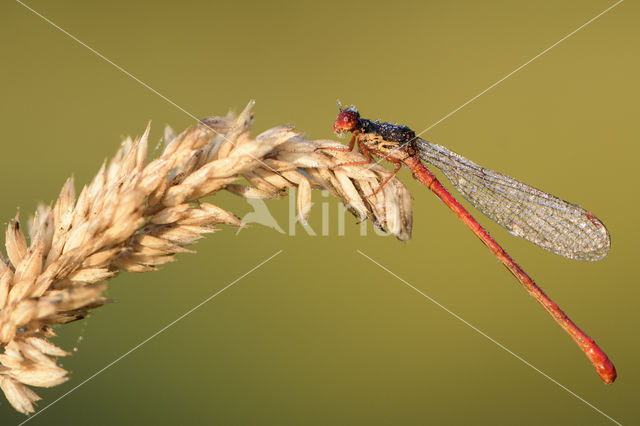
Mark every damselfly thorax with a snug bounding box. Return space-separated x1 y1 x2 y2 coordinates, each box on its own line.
356 131 417 161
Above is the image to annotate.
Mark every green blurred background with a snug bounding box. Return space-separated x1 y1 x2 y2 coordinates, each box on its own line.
1 0 638 424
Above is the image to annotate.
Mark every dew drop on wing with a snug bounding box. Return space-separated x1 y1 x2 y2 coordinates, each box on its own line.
414 138 611 261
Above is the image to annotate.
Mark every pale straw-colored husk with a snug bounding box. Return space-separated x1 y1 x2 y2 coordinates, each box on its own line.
0 102 413 415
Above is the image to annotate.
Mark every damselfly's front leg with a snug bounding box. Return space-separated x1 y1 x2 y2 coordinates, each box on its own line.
317 133 373 168
318 133 402 197
315 132 358 153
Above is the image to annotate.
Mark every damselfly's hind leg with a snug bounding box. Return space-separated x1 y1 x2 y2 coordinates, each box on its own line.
322 139 403 197
368 154 403 197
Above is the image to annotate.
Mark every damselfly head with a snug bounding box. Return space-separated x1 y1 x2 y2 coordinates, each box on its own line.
333 104 359 134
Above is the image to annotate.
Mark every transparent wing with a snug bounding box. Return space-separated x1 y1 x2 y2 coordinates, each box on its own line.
415 139 610 261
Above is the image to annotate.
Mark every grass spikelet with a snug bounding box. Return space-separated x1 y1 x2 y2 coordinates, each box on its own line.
0 102 413 414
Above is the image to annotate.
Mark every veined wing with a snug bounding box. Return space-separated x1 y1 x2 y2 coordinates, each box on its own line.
415 139 610 261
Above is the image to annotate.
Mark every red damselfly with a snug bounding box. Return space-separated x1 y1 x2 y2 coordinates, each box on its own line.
329 104 615 384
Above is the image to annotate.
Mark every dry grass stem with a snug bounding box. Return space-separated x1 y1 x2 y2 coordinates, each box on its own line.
0 102 413 414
